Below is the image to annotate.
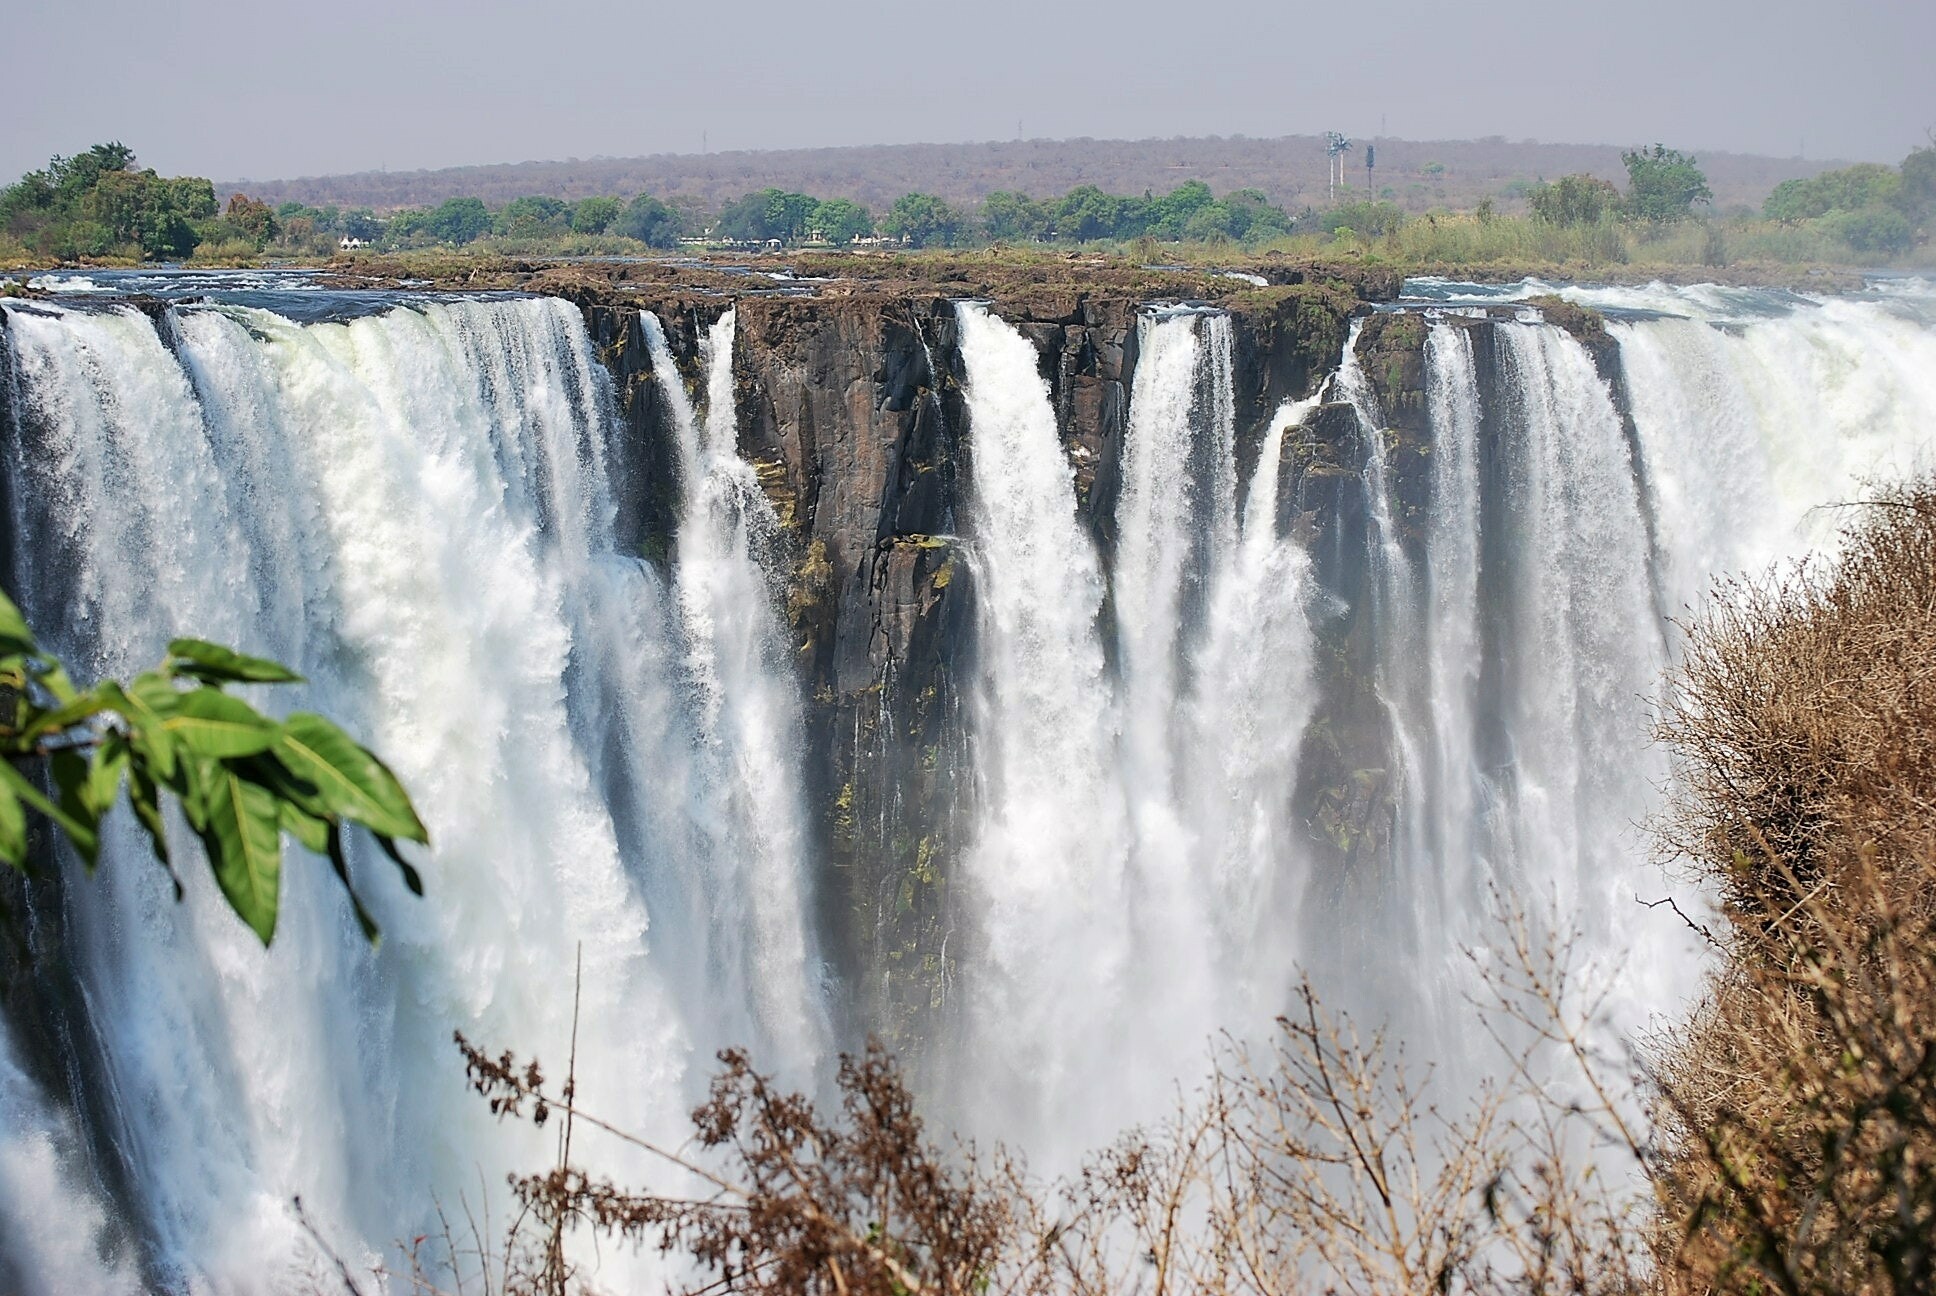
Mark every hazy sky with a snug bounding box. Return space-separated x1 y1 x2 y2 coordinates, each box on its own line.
7 0 1931 182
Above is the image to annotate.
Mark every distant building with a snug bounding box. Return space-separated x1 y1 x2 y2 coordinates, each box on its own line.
338 236 369 249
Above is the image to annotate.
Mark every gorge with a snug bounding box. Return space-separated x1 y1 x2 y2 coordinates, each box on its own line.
1 264 1933 1293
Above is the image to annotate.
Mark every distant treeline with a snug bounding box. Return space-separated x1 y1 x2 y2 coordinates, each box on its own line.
227 133 1852 221
262 180 1313 252
1521 142 1934 257
7 140 1932 267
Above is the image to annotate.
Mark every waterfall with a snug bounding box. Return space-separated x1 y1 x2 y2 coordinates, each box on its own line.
952 302 1316 1162
638 309 828 1071
3 273 1935 1288
950 302 1125 1159
0 295 822 1291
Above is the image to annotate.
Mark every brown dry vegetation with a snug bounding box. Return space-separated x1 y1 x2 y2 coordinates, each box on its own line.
1650 482 1936 1295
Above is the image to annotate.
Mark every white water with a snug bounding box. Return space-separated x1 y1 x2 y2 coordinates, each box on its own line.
3 278 1935 1286
953 303 1318 1163
0 295 822 1291
951 282 1936 1155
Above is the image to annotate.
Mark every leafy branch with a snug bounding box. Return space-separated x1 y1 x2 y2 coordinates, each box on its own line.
0 587 426 945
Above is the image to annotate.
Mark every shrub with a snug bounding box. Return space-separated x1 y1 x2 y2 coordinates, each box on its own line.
1654 481 1936 1296
1830 205 1915 257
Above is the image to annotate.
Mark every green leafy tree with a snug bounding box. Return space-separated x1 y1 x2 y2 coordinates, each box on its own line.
342 208 383 241
616 194 682 247
1053 185 1148 242
1830 206 1914 257
569 196 623 235
1900 144 1936 222
0 589 427 945
224 195 280 249
1621 144 1712 223
1146 180 1217 239
428 197 492 245
1222 188 1292 241
979 190 1052 242
1320 200 1405 237
383 208 431 247
811 197 873 245
495 195 570 239
1529 174 1621 226
1764 164 1903 224
880 192 964 248
715 188 818 244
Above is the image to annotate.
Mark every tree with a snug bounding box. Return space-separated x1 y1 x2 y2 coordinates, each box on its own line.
1900 143 1936 222
495 195 569 239
811 197 872 245
1764 163 1902 224
0 589 427 945
880 192 963 248
1529 173 1621 226
427 196 492 245
1052 185 1146 242
978 190 1052 242
224 194 280 248
342 208 383 241
1830 205 1914 257
1146 180 1217 239
713 188 818 245
615 194 681 247
1621 144 1711 222
569 196 623 235
1222 188 1292 241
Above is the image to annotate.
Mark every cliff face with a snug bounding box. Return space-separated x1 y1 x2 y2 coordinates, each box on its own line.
566 273 1378 1039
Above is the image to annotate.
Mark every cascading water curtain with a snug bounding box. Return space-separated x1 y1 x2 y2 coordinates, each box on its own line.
0 295 827 1294
951 303 1317 1167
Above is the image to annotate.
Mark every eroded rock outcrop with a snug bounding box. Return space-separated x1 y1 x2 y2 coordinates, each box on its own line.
562 268 1382 1038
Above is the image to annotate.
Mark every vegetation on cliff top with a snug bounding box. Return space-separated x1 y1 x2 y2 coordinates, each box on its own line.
8 138 1932 278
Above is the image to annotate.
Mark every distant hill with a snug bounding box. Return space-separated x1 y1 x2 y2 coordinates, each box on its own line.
227 134 1850 217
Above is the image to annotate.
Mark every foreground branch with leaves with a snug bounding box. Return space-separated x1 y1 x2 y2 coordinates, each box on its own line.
0 587 427 943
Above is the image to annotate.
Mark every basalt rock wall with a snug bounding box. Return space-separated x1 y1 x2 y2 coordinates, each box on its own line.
561 275 1378 1037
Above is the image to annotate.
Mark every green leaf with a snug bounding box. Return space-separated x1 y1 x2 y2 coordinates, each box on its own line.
231 752 329 822
49 749 97 868
326 824 381 947
111 678 179 782
0 778 24 871
376 833 425 896
274 713 426 843
19 686 114 743
164 688 278 759
0 759 97 861
28 658 76 706
175 756 215 833
86 733 129 818
194 760 282 945
277 798 330 854
127 763 175 888
167 639 304 686
0 589 37 659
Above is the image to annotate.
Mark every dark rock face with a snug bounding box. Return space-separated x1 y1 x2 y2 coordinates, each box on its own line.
573 281 1375 1039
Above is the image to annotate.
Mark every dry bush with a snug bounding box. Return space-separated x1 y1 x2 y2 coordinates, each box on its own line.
1652 482 1936 1295
451 907 1652 1296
